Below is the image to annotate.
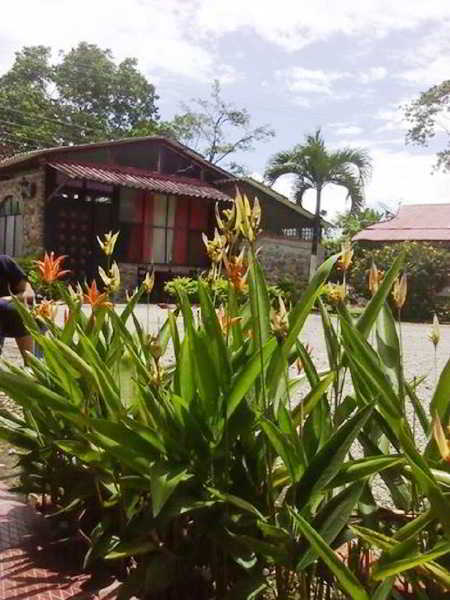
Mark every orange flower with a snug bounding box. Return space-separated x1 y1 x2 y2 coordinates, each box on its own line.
392 273 407 310
84 280 112 310
34 252 71 283
224 248 248 293
368 262 384 296
33 299 57 321
216 305 242 335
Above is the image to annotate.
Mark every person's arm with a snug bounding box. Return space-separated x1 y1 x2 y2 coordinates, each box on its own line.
0 256 34 304
12 279 35 305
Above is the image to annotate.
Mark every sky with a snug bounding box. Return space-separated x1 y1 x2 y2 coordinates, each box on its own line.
1 0 450 218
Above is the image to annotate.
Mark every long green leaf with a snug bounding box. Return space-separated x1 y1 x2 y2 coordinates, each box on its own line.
374 539 450 580
226 337 277 418
356 252 403 338
267 254 339 404
295 405 373 509
297 481 365 569
430 358 450 422
291 510 370 600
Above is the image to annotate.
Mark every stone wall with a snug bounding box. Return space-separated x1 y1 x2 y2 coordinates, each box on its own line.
0 169 46 256
118 262 138 295
256 234 324 284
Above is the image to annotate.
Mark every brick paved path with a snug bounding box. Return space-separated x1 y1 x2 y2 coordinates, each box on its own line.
0 484 118 600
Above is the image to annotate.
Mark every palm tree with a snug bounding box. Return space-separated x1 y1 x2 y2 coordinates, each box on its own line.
264 129 372 270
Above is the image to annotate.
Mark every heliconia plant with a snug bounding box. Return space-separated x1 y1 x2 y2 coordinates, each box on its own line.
0 196 448 599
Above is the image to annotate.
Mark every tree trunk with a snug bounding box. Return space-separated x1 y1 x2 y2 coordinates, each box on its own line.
311 186 322 256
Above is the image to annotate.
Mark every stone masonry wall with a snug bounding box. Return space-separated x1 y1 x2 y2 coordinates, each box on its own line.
119 263 138 295
257 234 324 284
0 169 46 256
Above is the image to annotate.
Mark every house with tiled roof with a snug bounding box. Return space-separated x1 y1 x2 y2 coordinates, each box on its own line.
353 203 450 244
353 203 450 298
0 136 322 295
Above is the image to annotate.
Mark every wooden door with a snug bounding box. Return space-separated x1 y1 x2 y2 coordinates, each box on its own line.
46 188 114 284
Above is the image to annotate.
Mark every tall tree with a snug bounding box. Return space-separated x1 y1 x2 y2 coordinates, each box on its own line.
171 80 275 174
264 129 372 272
404 80 450 171
0 43 162 152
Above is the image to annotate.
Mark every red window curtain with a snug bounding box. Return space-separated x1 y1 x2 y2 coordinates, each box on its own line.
189 198 209 230
173 198 189 264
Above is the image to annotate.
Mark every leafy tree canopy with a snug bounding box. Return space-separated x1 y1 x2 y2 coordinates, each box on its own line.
171 80 275 174
404 79 450 171
0 43 164 152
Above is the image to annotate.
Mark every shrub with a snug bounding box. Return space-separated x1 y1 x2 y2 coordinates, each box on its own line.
0 208 449 599
163 276 198 302
351 241 450 321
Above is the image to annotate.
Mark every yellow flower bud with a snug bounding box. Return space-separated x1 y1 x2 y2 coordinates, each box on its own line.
368 262 384 296
428 313 440 347
142 270 155 294
337 239 353 272
97 231 120 256
392 274 407 310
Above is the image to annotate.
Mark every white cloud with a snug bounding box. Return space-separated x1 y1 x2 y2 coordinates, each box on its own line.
276 67 349 95
366 148 450 208
359 66 387 83
195 1 450 52
374 103 410 133
398 25 450 86
0 0 237 83
331 124 364 136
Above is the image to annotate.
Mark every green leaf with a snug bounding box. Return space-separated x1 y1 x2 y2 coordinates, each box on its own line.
207 487 266 520
325 455 406 488
374 539 450 580
149 464 192 517
356 252 404 338
430 358 450 422
226 337 277 418
371 578 395 600
297 481 365 569
198 279 231 386
291 372 335 426
105 539 156 560
261 417 304 482
295 405 373 509
290 509 370 600
267 253 339 404
248 253 271 347
376 303 401 393
178 337 195 404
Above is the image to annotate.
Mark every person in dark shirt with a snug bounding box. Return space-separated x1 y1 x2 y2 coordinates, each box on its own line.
0 255 34 362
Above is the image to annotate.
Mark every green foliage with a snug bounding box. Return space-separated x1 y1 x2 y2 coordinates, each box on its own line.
0 228 449 598
265 128 372 213
0 43 160 151
405 79 450 171
351 241 450 321
163 276 198 302
164 275 287 307
171 80 275 173
324 207 391 256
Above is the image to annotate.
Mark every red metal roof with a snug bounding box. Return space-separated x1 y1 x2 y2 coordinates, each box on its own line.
353 203 450 242
48 161 232 202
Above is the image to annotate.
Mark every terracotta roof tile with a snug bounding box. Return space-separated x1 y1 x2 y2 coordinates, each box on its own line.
353 203 450 242
48 161 232 203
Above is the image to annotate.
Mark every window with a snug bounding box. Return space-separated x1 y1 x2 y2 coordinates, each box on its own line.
118 190 210 266
0 195 23 256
